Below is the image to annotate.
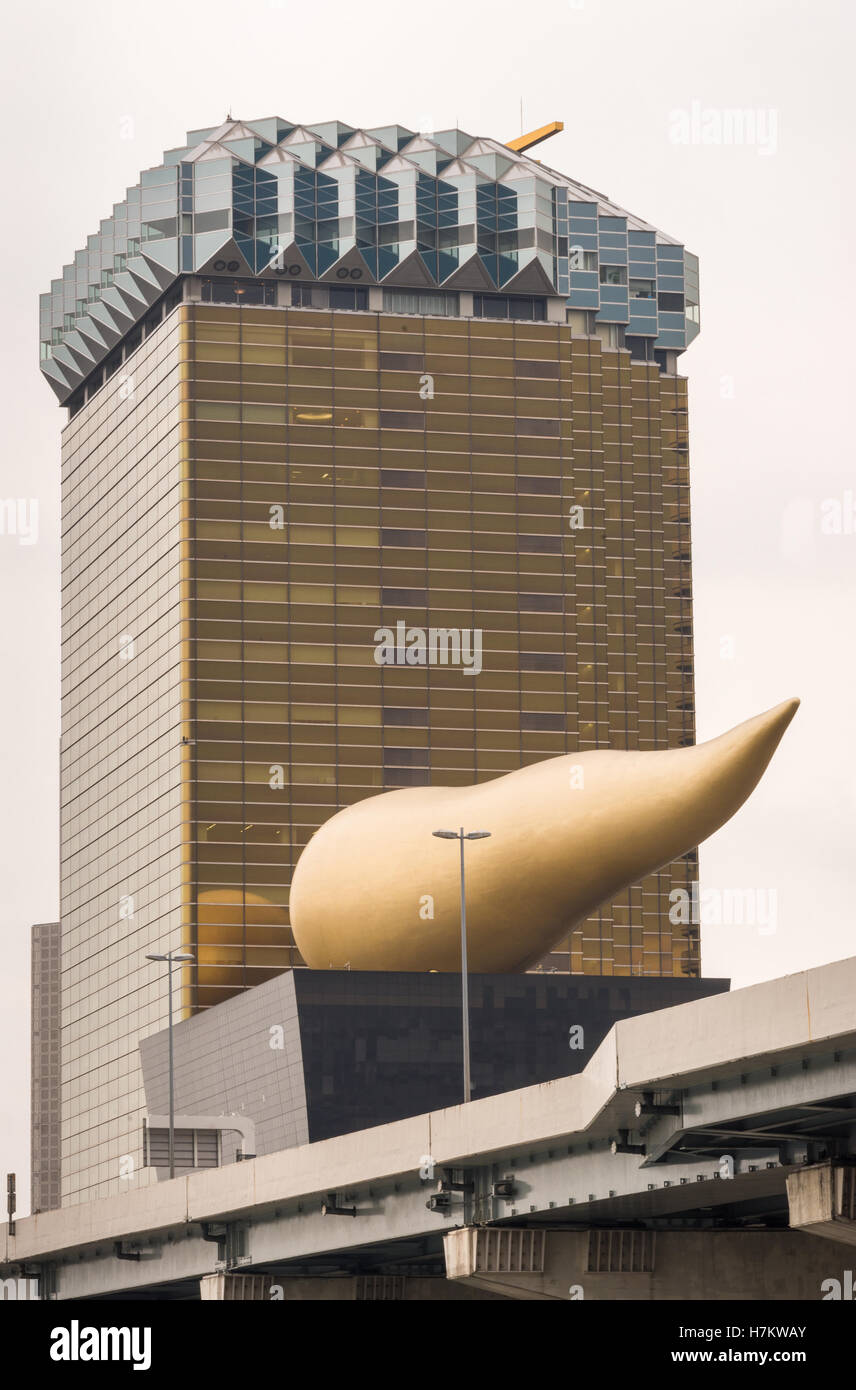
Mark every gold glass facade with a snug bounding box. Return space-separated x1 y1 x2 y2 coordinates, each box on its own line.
183 300 696 1006
59 296 695 1203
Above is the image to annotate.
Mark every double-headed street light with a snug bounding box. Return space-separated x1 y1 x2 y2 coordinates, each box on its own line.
432 828 491 1104
145 948 195 1179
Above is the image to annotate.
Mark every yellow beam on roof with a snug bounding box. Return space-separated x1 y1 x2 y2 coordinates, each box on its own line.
506 120 564 154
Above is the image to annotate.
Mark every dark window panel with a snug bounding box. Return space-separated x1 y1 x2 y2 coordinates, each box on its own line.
379 410 425 430
520 652 564 672
201 278 276 306
383 707 430 727
519 593 564 612
383 767 432 787
515 359 560 380
517 476 561 496
381 528 427 547
379 351 426 371
383 747 430 767
519 534 562 554
380 468 426 488
381 588 428 606
521 712 565 731
517 417 561 438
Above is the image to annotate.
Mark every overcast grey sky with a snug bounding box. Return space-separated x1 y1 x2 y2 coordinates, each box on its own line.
1 0 853 1212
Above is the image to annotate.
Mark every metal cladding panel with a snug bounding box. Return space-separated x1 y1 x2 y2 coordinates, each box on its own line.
40 119 698 403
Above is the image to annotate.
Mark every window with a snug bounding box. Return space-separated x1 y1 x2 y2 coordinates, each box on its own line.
520 652 564 672
103 349 122 380
384 768 431 787
289 403 332 422
518 476 561 495
515 359 560 379
291 284 368 310
329 285 368 310
384 747 430 767
517 417 561 437
519 534 562 554
521 712 565 731
473 294 547 321
519 593 563 612
381 527 427 547
599 266 626 286
629 279 656 299
568 248 597 271
382 289 458 316
201 278 275 306
380 467 426 488
85 368 104 398
141 218 177 242
379 410 424 430
379 351 425 371
658 291 685 312
292 284 325 308
381 587 427 606
195 210 230 235
289 406 378 428
383 707 429 726
625 335 655 362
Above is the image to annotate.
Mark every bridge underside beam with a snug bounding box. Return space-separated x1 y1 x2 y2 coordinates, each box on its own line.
199 1272 503 1301
443 1226 856 1300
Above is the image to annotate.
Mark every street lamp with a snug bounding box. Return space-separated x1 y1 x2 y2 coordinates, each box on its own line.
145 948 195 1179
432 827 491 1104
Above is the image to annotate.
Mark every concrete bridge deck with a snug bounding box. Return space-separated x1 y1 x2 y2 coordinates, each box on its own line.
3 956 855 1299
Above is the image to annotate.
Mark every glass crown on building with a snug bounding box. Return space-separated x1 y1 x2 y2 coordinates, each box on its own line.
40 117 700 404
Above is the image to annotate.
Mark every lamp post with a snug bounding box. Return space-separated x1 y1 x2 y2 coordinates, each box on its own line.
432 827 491 1104
145 948 195 1179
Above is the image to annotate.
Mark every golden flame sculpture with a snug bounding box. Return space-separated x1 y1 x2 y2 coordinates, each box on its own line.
290 699 799 972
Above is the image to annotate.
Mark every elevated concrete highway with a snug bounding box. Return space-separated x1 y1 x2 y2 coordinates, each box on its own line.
3 956 856 1300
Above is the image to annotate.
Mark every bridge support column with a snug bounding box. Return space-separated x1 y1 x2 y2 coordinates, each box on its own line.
200 1273 272 1300
444 1226 856 1300
787 1160 856 1247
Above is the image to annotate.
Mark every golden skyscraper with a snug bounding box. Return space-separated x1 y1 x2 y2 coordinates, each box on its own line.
43 118 699 1202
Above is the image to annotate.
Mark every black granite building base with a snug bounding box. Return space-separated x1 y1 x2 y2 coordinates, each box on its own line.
140 970 729 1164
